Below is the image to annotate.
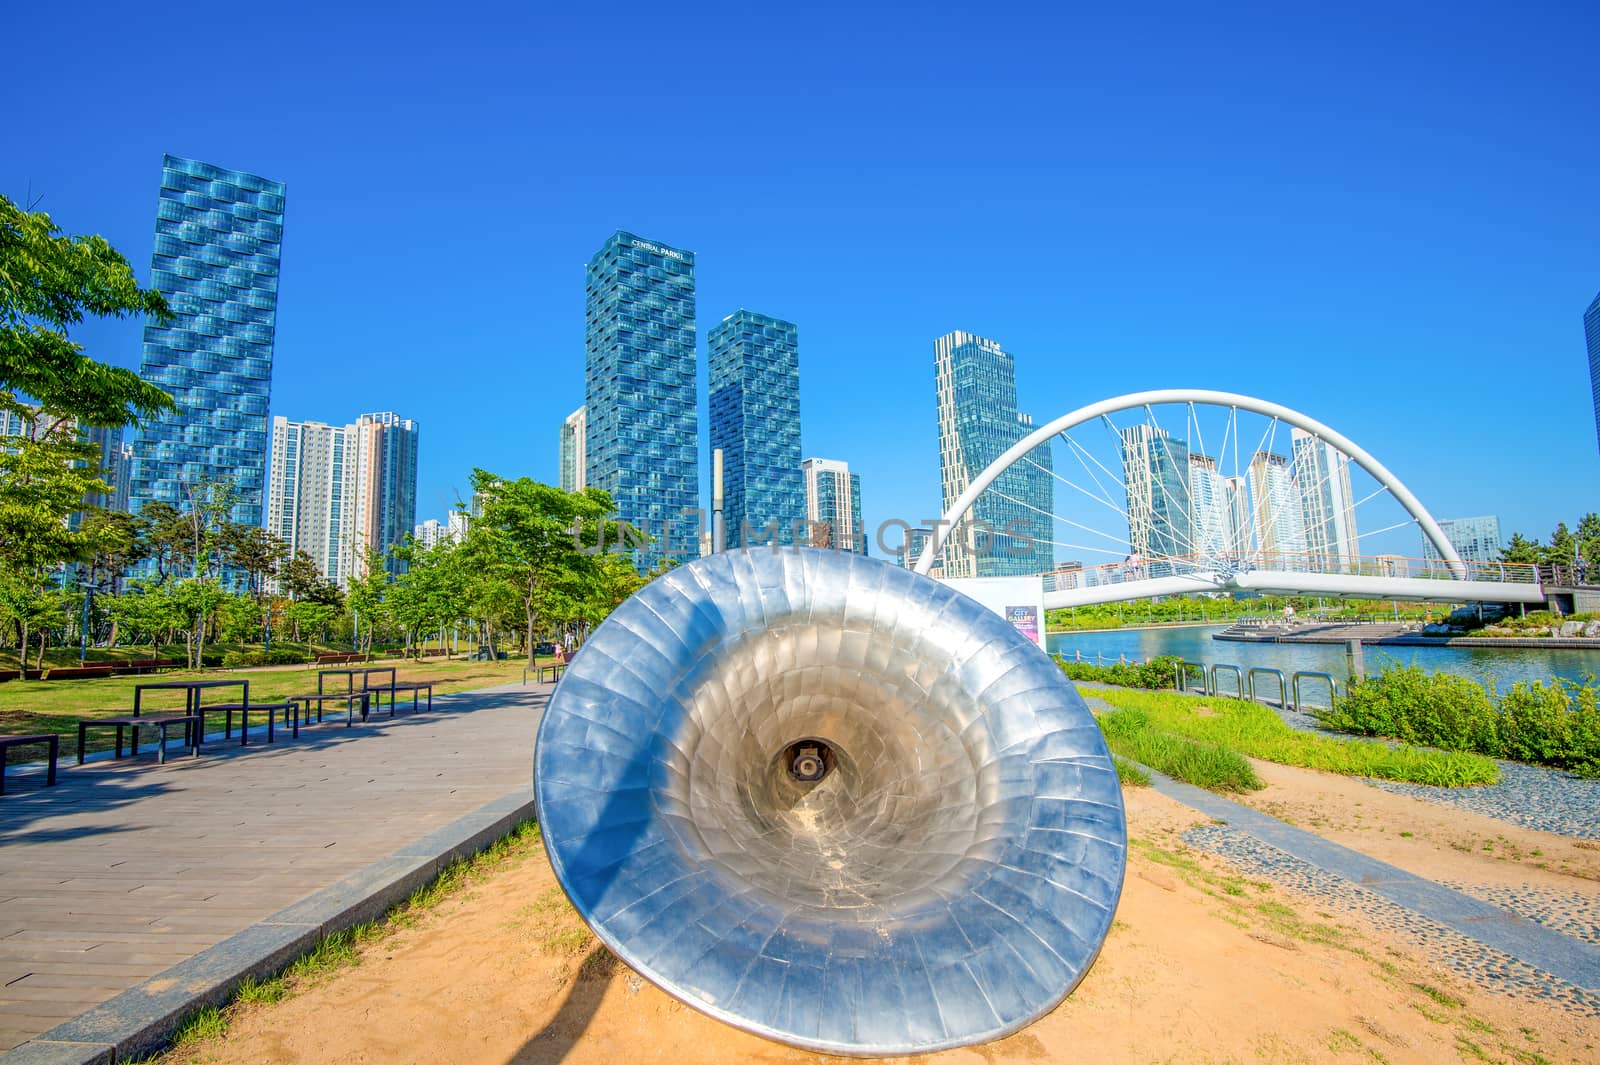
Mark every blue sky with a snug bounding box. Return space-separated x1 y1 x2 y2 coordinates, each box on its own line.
10 1 1598 559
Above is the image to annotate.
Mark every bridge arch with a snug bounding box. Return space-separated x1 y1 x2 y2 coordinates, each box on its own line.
913 389 1467 581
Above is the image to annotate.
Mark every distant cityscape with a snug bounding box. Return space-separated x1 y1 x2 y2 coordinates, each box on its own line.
17 153 1600 590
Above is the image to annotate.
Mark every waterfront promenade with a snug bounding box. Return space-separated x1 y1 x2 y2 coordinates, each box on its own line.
0 682 547 1052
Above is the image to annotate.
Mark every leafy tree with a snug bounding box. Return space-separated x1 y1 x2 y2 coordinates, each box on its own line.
79 509 148 598
1500 532 1542 565
1 194 174 426
344 546 391 654
465 470 627 665
137 502 191 583
221 523 290 602
1549 522 1578 568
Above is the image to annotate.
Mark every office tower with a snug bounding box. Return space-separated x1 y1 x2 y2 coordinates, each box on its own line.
350 412 419 576
710 311 804 547
1247 451 1308 566
267 418 355 585
803 457 866 554
1187 454 1231 565
78 425 124 515
414 519 447 550
129 155 285 526
934 330 1053 577
265 412 419 585
1225 476 1253 561
584 231 698 570
1420 515 1502 565
901 526 944 577
1121 425 1190 577
1292 429 1358 571
560 406 587 493
1588 291 1600 458
113 442 134 513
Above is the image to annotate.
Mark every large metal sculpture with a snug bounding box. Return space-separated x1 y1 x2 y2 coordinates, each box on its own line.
533 548 1126 1055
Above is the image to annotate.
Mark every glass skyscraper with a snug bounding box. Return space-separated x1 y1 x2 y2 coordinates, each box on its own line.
1292 428 1358 572
1248 451 1308 567
1421 515 1502 565
709 310 804 547
1586 291 1600 458
1121 425 1190 577
129 155 285 526
584 231 699 571
934 330 1054 577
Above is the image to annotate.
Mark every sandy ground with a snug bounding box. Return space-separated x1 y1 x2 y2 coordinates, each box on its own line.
153 776 1600 1065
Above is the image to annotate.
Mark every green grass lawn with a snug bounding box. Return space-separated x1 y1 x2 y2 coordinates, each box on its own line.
1093 687 1499 790
0 656 538 755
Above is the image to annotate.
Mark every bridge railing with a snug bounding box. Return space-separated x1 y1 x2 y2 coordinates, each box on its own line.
1042 551 1539 590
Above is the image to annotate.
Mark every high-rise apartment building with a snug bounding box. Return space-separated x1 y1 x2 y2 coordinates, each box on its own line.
267 418 354 585
584 231 698 571
1248 451 1307 566
1 404 127 524
414 519 447 550
1421 515 1502 565
934 330 1053 577
129 155 285 526
351 412 419 575
803 457 866 554
710 311 804 547
266 412 418 585
560 406 587 493
1187 454 1231 565
1225 476 1253 560
447 509 470 542
1121 426 1190 577
1292 429 1358 571
1586 291 1600 458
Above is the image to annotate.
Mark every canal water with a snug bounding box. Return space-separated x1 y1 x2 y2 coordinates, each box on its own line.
1045 626 1600 696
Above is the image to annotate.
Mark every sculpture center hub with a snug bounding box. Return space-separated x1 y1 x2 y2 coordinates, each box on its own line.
783 738 834 783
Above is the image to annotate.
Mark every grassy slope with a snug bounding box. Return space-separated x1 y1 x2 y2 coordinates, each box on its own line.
1093 687 1499 789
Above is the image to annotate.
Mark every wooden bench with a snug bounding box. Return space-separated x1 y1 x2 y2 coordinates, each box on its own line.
194 702 302 745
43 665 117 681
314 652 368 666
77 715 201 765
0 734 59 794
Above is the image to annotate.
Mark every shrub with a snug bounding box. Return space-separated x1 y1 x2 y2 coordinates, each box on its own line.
1320 666 1498 754
220 648 310 667
1098 707 1263 792
1058 655 1181 690
1498 679 1600 777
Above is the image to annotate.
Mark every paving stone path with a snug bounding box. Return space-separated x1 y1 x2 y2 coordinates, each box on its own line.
0 682 547 1052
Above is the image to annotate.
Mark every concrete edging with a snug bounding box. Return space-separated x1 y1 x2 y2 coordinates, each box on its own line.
1 791 536 1064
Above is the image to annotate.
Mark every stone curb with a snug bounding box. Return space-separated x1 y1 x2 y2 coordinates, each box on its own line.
1 790 535 1064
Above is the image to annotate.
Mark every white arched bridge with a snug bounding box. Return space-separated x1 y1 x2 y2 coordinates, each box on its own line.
914 390 1547 609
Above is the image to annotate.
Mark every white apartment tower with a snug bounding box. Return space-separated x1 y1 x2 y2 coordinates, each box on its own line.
560 406 587 493
1247 451 1308 567
1292 429 1358 572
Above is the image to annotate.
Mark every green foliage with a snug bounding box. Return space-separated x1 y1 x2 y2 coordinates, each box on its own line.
0 194 175 426
1318 666 1600 778
220 648 309 667
1323 666 1500 753
1112 756 1151 786
1098 706 1264 792
1058 654 1181 689
1097 687 1498 787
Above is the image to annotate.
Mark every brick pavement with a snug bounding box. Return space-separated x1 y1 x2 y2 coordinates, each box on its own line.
0 682 547 1052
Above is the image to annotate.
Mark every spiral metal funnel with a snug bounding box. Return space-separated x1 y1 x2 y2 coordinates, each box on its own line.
533 548 1126 1055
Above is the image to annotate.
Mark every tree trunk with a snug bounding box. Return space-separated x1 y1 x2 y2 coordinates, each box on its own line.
18 616 30 681
36 630 47 673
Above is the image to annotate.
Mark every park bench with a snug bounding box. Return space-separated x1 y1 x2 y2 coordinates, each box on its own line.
77 715 200 765
368 676 434 714
315 652 368 666
43 665 116 681
0 669 44 682
0 734 59 794
111 658 183 675
194 701 303 745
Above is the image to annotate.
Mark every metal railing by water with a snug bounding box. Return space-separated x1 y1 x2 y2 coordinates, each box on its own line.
1246 667 1286 707
1177 661 1208 694
1209 663 1244 699
1291 671 1338 711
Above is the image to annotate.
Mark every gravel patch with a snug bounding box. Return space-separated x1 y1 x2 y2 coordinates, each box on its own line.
1182 824 1600 1017
1441 881 1600 948
1361 760 1600 841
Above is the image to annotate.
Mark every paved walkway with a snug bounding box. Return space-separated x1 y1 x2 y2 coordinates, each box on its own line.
0 683 547 1052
